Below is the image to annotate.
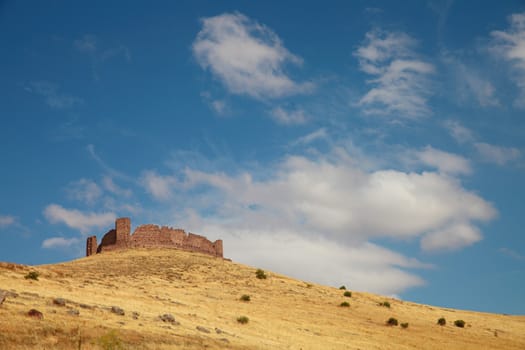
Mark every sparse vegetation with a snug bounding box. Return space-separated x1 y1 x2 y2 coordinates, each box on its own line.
339 285 346 290
437 317 446 326
401 322 409 329
24 271 39 281
386 317 399 326
340 301 350 307
343 291 352 297
255 268 267 279
454 319 466 328
97 330 124 350
379 301 391 308
237 316 249 324
240 294 251 302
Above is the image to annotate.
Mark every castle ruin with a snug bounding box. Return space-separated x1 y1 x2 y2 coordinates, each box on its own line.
86 218 223 258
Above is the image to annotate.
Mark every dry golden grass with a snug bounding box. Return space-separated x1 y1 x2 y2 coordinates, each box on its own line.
0 248 524 349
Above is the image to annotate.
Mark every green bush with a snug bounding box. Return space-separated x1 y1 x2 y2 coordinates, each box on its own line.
340 301 350 307
240 294 251 302
401 322 409 329
339 285 346 290
255 269 267 279
437 317 446 326
343 291 352 297
237 316 249 324
386 317 398 326
379 301 391 308
24 271 39 281
454 319 465 328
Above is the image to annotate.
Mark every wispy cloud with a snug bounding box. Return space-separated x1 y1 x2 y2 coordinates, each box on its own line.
444 120 475 144
498 247 525 261
65 178 103 205
292 128 329 146
192 12 313 99
140 171 178 201
474 142 521 165
42 236 80 249
441 51 500 107
445 121 521 166
43 204 115 234
269 107 309 125
23 81 83 109
86 144 133 181
490 12 525 107
0 215 15 228
74 34 131 80
355 30 435 118
410 146 472 175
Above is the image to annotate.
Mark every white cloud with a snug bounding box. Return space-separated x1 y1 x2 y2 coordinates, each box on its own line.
158 146 495 294
421 223 482 251
0 215 15 228
490 12 525 107
192 12 312 99
474 142 521 165
66 178 103 205
355 30 435 118
42 237 80 249
444 120 475 144
102 176 132 197
24 81 83 109
141 171 178 201
74 34 97 53
270 107 309 125
292 128 328 146
413 146 472 175
44 204 115 234
441 52 500 107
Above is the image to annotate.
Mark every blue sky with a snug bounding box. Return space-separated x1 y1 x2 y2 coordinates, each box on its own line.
1 1 524 314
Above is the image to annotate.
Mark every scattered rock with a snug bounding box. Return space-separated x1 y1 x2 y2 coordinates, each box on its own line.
111 306 125 316
160 313 179 325
215 328 223 334
67 309 80 316
0 291 6 306
27 309 43 319
220 338 230 343
132 311 140 320
196 326 210 333
79 304 92 309
53 298 66 306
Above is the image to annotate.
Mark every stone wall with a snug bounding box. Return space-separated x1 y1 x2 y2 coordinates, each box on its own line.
88 218 223 258
86 236 98 256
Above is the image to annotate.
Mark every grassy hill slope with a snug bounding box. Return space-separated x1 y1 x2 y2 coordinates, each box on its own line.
0 248 524 349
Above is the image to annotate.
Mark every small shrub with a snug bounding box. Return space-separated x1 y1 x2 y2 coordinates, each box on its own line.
24 271 39 281
340 301 350 307
343 291 352 297
255 269 267 279
386 317 398 326
437 317 446 326
454 319 465 328
237 316 249 324
97 330 124 350
401 322 409 329
379 301 391 308
240 294 251 302
339 285 346 290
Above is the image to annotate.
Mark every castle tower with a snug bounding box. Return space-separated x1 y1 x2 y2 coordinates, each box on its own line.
213 239 223 258
115 217 131 243
86 236 98 256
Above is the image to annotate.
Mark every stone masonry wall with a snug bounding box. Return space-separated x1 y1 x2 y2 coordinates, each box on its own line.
86 236 98 256
90 218 223 258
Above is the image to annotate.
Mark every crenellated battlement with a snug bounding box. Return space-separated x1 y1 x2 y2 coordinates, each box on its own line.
86 218 223 258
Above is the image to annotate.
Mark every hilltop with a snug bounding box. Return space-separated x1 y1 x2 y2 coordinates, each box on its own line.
0 249 524 349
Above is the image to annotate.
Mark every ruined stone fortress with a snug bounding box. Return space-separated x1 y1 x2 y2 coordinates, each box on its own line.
86 218 223 258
